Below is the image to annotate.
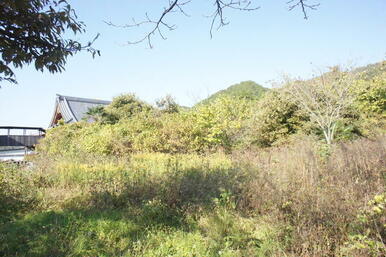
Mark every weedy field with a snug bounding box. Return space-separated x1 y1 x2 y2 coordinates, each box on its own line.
1 136 385 256
1 64 385 256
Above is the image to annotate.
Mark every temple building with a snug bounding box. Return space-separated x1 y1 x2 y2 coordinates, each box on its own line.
49 94 111 127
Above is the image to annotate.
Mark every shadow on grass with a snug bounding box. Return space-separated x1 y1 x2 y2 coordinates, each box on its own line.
0 205 186 257
0 167 242 257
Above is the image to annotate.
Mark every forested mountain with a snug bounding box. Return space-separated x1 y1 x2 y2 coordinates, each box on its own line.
197 80 269 106
196 61 385 107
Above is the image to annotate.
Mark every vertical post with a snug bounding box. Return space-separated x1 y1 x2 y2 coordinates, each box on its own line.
7 128 10 147
23 128 26 148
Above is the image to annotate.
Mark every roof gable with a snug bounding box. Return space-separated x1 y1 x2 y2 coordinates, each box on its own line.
49 94 111 127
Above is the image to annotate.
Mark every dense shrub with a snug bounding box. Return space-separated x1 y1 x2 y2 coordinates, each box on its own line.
38 95 254 157
351 71 386 137
245 90 308 147
85 93 153 124
188 96 252 151
38 68 386 158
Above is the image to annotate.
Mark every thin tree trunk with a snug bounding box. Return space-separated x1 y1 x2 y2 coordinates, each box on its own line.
330 123 337 143
323 129 331 144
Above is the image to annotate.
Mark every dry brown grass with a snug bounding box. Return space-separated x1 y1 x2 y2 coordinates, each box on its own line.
235 136 386 256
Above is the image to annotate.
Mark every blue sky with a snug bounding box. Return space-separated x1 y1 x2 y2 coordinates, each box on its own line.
1 0 385 127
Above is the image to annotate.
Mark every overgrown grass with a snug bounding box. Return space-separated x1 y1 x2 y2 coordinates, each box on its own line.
1 136 385 256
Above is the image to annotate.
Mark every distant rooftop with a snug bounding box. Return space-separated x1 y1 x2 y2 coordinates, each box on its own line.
49 94 111 127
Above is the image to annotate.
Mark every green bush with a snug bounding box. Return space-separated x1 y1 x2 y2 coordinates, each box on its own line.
246 90 308 147
351 71 386 137
85 93 153 124
341 193 386 256
188 96 252 152
38 95 254 157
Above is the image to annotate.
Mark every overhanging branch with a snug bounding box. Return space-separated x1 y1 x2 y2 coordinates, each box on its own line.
287 0 320 19
105 0 259 48
105 0 319 48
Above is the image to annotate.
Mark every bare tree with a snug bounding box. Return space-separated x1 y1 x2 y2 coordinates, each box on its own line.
106 0 320 48
284 67 355 144
156 94 180 113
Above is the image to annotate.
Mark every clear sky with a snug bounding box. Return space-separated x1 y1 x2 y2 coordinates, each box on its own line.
1 0 385 128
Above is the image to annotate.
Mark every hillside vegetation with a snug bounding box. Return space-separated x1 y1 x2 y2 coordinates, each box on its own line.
1 62 385 257
198 81 269 105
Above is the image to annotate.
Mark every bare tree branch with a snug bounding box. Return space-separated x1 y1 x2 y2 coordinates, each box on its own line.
105 0 191 48
105 1 319 48
208 0 260 38
287 0 320 19
105 0 259 48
